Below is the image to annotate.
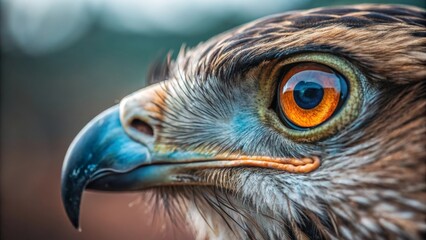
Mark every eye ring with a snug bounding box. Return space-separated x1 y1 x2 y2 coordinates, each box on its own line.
267 53 364 142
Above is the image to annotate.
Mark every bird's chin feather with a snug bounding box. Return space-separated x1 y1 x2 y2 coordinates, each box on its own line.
145 169 335 240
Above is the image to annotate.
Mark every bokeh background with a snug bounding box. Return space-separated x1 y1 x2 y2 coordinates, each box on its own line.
1 0 424 239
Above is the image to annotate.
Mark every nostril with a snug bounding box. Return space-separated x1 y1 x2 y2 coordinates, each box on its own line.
130 119 154 136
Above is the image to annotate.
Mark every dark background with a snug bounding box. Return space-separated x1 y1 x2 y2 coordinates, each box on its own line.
1 0 424 239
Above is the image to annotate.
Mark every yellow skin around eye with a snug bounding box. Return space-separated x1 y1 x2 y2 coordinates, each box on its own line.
279 64 341 128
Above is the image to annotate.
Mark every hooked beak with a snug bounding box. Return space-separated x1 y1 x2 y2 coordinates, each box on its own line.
61 83 320 229
61 105 149 229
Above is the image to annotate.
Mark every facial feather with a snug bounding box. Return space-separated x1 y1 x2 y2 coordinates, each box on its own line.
139 4 426 240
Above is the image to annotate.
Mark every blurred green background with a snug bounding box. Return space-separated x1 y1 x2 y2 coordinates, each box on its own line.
1 0 424 239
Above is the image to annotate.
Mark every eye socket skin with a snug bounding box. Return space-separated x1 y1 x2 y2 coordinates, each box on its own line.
278 63 348 129
259 53 364 142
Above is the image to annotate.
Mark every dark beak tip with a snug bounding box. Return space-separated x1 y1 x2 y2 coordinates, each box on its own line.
61 180 83 229
62 203 80 229
68 208 81 229
61 145 85 230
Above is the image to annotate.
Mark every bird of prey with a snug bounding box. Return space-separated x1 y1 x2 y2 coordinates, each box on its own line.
61 4 426 240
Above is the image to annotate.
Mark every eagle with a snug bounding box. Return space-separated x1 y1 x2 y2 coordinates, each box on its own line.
61 4 426 240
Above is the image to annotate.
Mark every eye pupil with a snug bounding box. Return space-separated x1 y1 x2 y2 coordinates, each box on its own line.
293 81 324 109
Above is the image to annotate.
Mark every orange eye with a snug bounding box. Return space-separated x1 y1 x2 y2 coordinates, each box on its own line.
278 63 348 129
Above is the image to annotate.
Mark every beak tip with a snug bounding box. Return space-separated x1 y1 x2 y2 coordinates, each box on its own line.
73 220 81 230
62 186 82 229
70 214 80 230
63 204 81 229
68 206 81 229
61 165 85 230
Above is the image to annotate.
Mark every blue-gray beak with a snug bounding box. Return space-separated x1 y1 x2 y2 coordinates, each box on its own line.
61 105 153 228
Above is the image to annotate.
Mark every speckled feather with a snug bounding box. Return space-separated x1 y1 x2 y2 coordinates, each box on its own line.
144 4 426 240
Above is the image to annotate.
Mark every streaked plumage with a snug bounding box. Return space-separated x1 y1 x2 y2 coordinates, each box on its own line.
61 4 426 240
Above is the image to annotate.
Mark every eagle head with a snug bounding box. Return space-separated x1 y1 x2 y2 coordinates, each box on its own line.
61 4 426 239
